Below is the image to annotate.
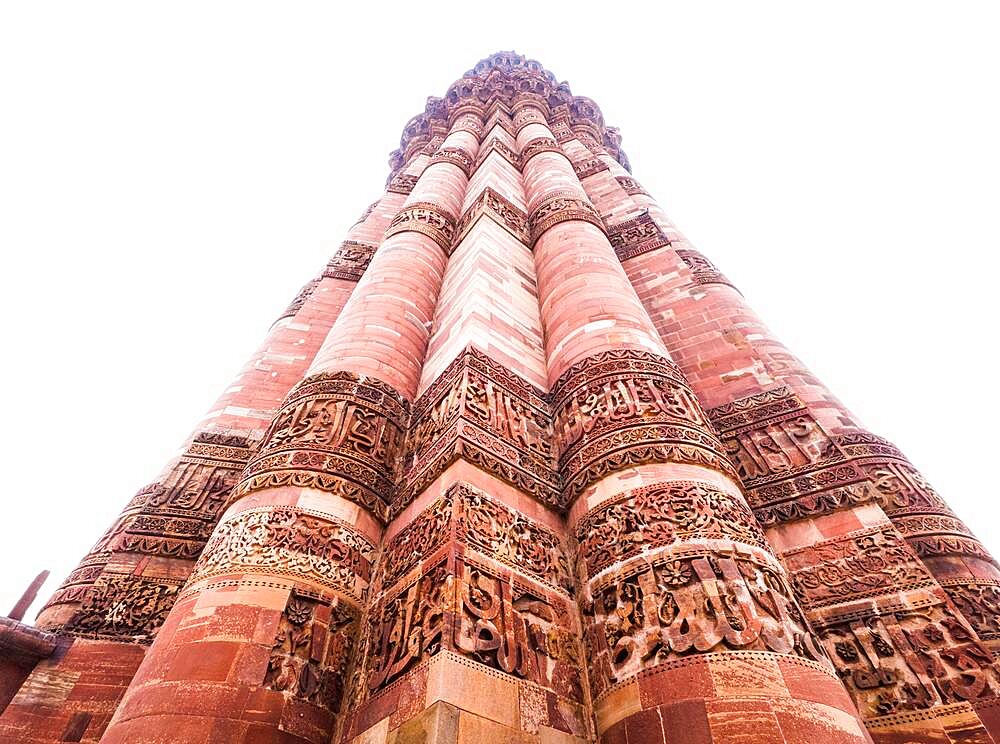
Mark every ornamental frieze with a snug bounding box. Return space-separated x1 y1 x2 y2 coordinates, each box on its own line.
453 186 529 246
233 371 409 521
782 525 934 608
675 248 740 292
816 602 1000 719
399 346 560 513
386 172 418 195
58 573 182 643
276 277 320 322
551 349 734 505
572 157 609 180
475 137 522 172
941 581 1000 642
575 480 769 578
527 193 605 246
520 136 563 164
375 482 573 596
364 557 583 703
384 201 458 254
581 553 830 699
606 211 671 261
324 240 377 283
189 506 375 602
264 592 359 715
615 175 647 196
427 146 475 178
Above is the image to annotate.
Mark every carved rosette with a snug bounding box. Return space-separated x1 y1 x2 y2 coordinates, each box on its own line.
264 592 359 714
676 248 739 291
427 146 475 178
397 346 559 515
453 186 529 247
188 506 376 603
607 211 671 261
551 349 735 506
581 552 831 699
527 193 605 247
323 240 377 283
384 201 458 255
358 483 582 711
232 372 409 522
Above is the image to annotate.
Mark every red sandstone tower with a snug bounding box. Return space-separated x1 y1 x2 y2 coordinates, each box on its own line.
2 52 999 744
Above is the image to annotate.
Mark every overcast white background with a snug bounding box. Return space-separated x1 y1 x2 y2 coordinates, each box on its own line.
1 2 997 617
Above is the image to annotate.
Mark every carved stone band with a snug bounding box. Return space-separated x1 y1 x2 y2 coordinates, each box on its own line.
519 136 564 165
454 186 529 247
427 146 475 178
188 506 376 603
676 249 739 292
387 172 418 195
551 349 735 504
476 137 522 172
384 201 458 255
233 371 410 522
607 211 671 261
581 552 831 698
572 157 609 180
615 175 647 196
377 482 573 597
574 480 770 579
397 346 559 515
324 240 377 283
527 193 605 247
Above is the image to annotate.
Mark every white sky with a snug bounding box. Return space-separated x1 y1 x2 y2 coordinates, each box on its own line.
1 2 998 618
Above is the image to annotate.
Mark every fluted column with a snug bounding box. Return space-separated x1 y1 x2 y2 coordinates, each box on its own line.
521 99 870 744
568 132 1000 740
98 115 481 744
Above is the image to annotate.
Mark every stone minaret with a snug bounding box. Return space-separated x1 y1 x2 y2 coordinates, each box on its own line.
2 52 998 744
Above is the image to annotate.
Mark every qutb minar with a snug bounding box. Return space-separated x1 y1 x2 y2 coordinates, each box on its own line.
2 52 999 744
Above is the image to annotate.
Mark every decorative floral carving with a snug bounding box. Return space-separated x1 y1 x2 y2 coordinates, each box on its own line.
191 507 375 601
551 349 733 505
675 248 739 291
376 483 572 596
365 558 582 702
60 574 181 643
818 604 1000 718
387 173 418 195
428 147 475 178
384 201 458 254
575 481 769 577
606 211 671 261
783 526 934 607
615 175 647 196
400 346 559 513
324 241 377 283
234 372 409 522
264 592 359 713
581 554 829 698
572 157 608 180
454 186 529 246
527 193 605 247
